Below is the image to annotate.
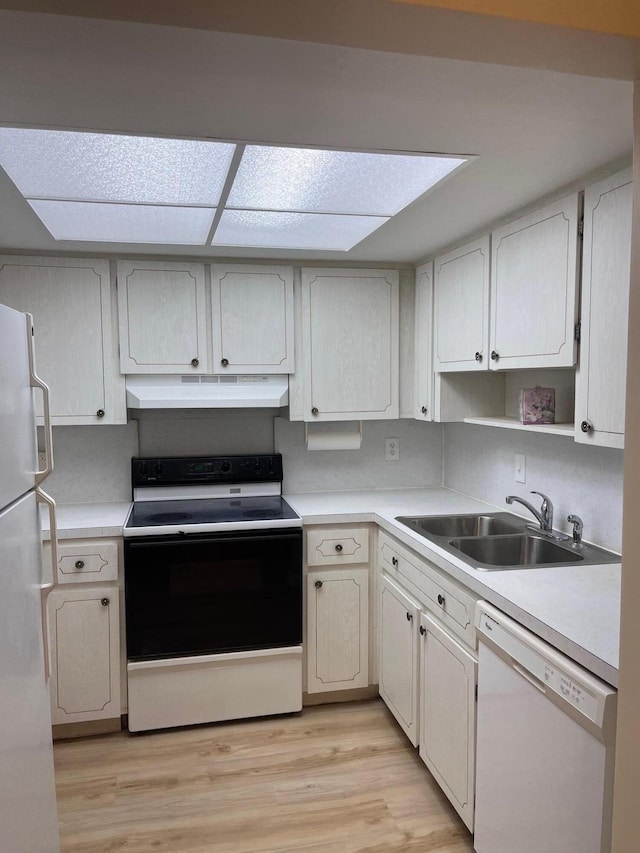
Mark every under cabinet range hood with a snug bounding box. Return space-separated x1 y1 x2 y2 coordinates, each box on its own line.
125 374 289 409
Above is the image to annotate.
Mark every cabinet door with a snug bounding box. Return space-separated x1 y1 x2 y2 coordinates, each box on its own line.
211 264 294 373
434 236 490 372
301 268 399 421
117 260 207 373
307 568 369 693
47 586 120 724
419 614 476 831
379 574 420 746
490 193 579 369
575 169 632 449
414 262 433 420
0 256 125 425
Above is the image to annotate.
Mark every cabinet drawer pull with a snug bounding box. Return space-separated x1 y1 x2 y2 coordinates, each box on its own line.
474 351 483 362
74 560 85 569
96 409 105 418
437 594 445 606
221 358 229 367
421 405 427 415
391 556 398 566
101 597 110 607
191 357 199 367
406 611 413 621
419 625 426 636
315 580 323 589
581 420 593 433
334 543 343 552
490 350 499 361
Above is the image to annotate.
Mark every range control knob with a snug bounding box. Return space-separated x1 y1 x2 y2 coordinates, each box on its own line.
220 460 232 474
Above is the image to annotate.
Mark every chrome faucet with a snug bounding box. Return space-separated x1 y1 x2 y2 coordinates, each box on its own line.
506 490 554 533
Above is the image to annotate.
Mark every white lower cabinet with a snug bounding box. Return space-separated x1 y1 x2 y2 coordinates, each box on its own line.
419 614 477 831
379 574 421 745
306 568 369 693
47 584 120 724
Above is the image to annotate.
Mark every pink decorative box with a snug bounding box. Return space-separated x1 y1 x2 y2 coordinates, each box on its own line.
519 386 555 425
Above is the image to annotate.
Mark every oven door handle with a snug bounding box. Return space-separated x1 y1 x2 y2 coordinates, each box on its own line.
126 531 302 548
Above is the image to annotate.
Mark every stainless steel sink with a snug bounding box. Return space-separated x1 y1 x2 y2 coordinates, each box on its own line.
448 534 583 569
396 514 521 538
394 511 619 571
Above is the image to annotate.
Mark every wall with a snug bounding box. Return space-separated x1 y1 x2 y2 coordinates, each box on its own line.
44 414 444 502
443 422 624 552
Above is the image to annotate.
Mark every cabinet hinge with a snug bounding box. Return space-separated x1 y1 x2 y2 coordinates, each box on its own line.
578 218 584 238
574 320 581 343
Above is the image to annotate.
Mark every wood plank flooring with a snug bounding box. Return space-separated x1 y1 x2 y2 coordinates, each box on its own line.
54 699 474 853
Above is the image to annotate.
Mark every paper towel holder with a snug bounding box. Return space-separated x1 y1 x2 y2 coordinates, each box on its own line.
304 420 362 451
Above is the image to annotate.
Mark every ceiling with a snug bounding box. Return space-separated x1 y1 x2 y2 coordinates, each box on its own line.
0 8 633 264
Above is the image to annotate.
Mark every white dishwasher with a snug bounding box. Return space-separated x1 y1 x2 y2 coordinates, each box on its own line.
474 602 617 853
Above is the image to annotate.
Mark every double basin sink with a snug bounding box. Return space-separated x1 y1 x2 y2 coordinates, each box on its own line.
395 512 618 571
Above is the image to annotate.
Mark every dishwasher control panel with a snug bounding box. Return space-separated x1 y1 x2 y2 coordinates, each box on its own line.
476 606 614 729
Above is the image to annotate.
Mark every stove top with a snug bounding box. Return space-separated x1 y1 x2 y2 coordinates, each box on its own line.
127 495 299 529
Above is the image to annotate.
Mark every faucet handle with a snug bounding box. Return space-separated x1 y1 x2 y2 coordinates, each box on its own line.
530 490 552 505
530 490 553 530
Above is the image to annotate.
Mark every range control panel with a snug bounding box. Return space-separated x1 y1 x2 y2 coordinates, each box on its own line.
131 454 283 487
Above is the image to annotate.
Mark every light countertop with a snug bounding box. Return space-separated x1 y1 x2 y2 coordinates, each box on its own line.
42 488 621 687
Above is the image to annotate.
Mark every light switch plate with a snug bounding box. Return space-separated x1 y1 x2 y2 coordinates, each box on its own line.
515 453 526 483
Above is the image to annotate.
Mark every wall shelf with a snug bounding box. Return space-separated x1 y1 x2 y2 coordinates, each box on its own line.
463 416 575 437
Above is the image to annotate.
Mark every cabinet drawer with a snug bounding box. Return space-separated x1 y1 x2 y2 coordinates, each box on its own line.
307 526 369 566
46 539 119 584
378 531 478 648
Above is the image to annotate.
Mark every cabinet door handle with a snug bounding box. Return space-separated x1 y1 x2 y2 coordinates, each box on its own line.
334 543 343 552
490 350 499 361
406 611 413 621
191 357 199 367
96 409 105 418
581 420 593 433
419 625 426 636
391 556 398 566
315 580 323 589
75 560 85 569
475 351 483 362
101 597 110 607
437 594 445 606
221 358 229 367
421 405 428 415
311 407 319 416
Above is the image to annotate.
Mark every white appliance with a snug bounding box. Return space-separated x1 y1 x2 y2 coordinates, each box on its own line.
474 601 617 853
0 303 60 853
125 374 289 409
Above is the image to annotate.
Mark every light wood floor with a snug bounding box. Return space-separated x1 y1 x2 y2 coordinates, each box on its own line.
54 699 474 853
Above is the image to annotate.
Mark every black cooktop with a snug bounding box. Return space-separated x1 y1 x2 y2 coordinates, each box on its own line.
126 495 299 529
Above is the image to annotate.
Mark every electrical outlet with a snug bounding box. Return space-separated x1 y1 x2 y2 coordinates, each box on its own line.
515 453 526 484
385 437 400 461
38 452 47 467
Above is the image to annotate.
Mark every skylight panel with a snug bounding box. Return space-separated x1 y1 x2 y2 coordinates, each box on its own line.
226 146 467 216
29 200 215 244
211 210 389 251
0 128 235 205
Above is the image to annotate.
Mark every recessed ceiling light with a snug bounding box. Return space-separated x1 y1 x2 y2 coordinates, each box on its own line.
28 200 216 244
211 209 389 251
0 128 235 205
226 146 467 215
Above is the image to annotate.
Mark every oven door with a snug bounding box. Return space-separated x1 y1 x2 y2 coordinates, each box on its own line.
124 528 302 661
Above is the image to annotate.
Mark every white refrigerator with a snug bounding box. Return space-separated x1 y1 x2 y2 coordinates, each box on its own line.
0 302 60 852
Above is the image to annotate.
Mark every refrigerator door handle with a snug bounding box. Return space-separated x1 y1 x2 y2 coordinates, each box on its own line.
26 314 54 485
36 488 57 680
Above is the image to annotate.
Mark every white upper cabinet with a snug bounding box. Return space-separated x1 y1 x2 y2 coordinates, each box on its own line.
301 268 399 421
575 169 632 449
0 255 125 425
490 193 580 369
434 236 490 372
210 264 294 373
414 262 433 420
117 260 208 373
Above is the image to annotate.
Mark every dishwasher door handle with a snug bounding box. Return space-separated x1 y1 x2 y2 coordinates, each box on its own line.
512 660 547 694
